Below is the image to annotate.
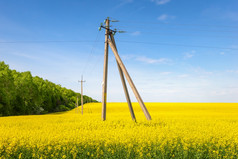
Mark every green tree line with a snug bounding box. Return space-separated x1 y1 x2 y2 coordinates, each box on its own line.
0 61 97 116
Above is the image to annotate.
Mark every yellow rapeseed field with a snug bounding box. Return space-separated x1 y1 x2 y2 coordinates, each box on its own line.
0 103 238 158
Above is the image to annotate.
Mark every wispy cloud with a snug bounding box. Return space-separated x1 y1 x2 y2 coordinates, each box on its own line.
135 56 171 64
159 72 172 75
178 74 189 78
11 52 40 60
121 54 172 64
131 31 141 36
222 11 238 21
184 50 195 59
157 14 175 21
190 67 213 76
202 8 238 22
116 0 133 8
157 14 168 21
230 45 238 49
121 54 135 60
151 0 171 5
227 70 238 74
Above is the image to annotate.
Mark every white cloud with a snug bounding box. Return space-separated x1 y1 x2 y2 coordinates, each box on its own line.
190 67 213 76
11 52 40 60
157 14 168 21
220 52 225 55
230 45 238 49
227 70 238 74
157 14 175 21
151 0 171 5
202 8 238 22
184 50 195 59
116 0 133 8
178 74 189 78
131 31 141 36
159 72 172 75
121 54 171 64
136 56 171 64
184 53 194 59
222 11 238 21
121 54 135 60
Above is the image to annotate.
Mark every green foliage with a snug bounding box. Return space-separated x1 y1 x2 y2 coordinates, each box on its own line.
0 61 97 116
59 105 70 111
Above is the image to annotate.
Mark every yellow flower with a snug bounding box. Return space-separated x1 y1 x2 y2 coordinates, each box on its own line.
18 153 22 159
0 103 237 158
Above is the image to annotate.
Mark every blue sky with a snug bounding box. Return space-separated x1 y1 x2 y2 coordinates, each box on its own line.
0 0 238 102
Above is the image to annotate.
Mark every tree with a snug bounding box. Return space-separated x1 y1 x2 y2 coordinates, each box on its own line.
0 61 98 116
0 62 15 116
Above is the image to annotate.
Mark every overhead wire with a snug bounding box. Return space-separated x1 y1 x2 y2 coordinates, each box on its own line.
124 31 238 39
81 31 102 75
116 25 238 33
0 39 237 50
1 21 237 51
87 34 105 76
117 40 238 50
111 21 238 50
119 20 238 28
0 40 96 44
80 31 102 111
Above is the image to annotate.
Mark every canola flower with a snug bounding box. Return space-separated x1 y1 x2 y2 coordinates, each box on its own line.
0 103 238 158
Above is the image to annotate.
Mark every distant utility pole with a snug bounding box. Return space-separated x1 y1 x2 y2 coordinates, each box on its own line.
99 17 151 121
79 76 86 115
76 96 79 113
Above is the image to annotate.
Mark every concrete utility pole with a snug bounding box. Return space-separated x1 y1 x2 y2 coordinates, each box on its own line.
101 17 110 121
79 76 86 115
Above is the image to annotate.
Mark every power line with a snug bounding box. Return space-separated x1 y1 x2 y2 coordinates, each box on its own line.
82 31 102 75
1 40 236 50
125 31 238 39
116 25 238 33
82 32 105 76
0 40 96 44
119 20 238 28
117 40 238 50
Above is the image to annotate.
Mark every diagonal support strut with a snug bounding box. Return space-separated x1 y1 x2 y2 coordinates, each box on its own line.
108 39 152 120
109 34 136 121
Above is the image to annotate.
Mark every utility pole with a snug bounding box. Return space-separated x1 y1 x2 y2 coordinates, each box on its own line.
76 96 79 113
101 17 110 121
79 76 86 115
99 18 151 121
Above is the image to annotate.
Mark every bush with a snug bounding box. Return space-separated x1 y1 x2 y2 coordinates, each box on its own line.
59 105 69 111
